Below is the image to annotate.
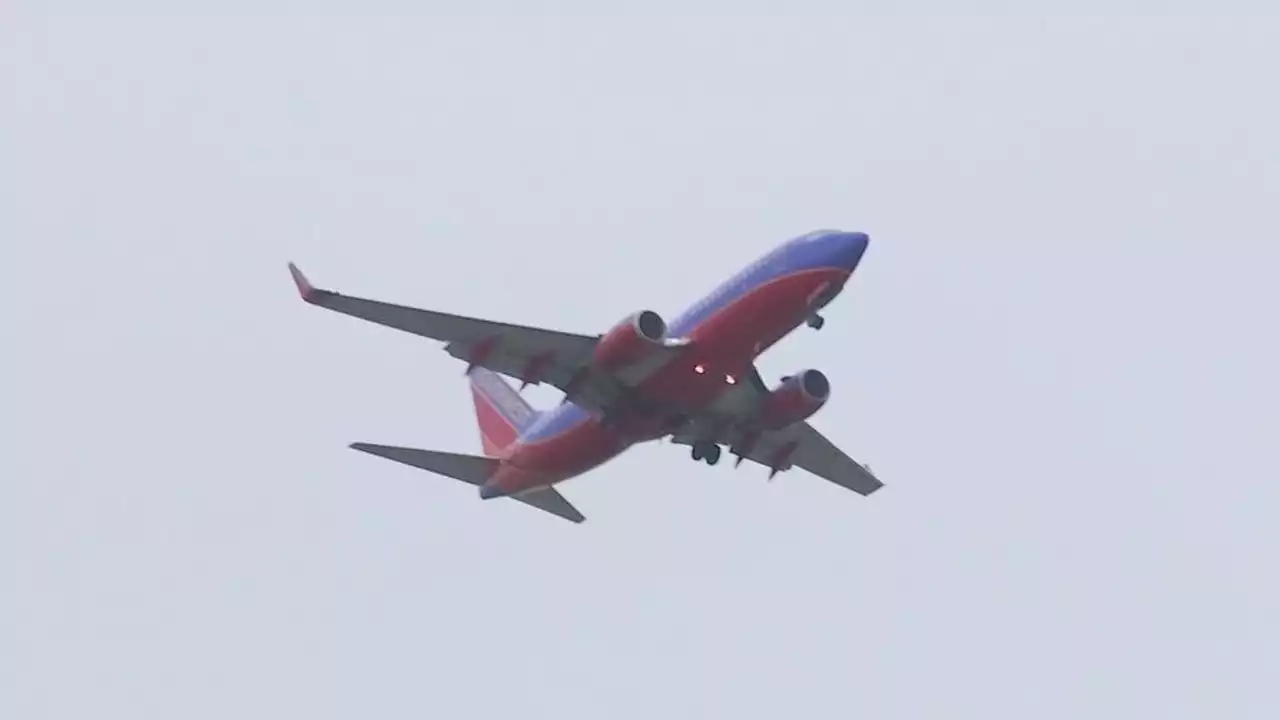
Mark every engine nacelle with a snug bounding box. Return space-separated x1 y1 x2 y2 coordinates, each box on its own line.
759 369 830 429
592 310 668 371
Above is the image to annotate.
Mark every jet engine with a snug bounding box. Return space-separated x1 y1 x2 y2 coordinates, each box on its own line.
592 310 668 371
759 369 830 429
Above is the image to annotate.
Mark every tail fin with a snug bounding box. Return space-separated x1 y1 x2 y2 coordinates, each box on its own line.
467 367 538 456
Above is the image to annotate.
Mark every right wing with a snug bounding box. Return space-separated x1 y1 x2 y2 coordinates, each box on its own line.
669 366 883 495
671 420 883 495
754 421 883 495
288 263 685 413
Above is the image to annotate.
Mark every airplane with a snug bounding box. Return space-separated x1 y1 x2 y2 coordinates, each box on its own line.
288 228 883 523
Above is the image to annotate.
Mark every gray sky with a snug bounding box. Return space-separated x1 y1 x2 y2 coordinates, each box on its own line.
5 2 1279 718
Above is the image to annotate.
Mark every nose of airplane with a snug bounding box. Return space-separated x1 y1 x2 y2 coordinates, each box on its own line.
829 231 869 270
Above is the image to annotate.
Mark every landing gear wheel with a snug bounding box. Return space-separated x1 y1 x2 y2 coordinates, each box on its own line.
705 444 722 465
691 442 721 465
807 314 825 330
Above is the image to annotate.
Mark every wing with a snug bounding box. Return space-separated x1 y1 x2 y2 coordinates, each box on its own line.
763 421 883 495
288 263 685 413
669 366 883 495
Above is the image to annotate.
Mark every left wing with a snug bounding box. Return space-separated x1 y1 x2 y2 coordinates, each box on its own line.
288 263 685 413
670 367 883 495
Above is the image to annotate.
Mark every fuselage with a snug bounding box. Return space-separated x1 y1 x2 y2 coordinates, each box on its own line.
484 229 869 496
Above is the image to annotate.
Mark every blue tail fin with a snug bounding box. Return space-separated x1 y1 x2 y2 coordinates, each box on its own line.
467 367 539 456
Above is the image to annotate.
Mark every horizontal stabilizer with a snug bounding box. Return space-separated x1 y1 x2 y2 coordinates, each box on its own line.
513 487 585 523
349 442 498 485
348 442 585 524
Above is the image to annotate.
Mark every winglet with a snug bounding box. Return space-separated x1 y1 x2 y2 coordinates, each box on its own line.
287 262 319 302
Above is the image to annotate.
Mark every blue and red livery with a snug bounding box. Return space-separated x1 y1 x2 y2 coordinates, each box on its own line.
290 229 882 523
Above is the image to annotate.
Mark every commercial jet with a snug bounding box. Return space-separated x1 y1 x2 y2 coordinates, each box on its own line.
288 228 883 523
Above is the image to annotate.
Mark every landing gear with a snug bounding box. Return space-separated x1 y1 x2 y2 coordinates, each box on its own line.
691 442 722 465
806 314 825 330
706 445 721 465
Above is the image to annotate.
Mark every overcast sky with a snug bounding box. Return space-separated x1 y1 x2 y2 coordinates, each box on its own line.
5 2 1279 718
